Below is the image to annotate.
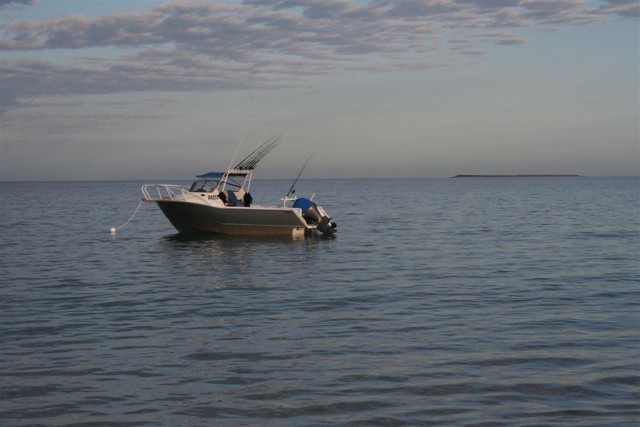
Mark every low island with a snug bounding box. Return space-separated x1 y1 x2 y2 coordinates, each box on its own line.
451 174 580 178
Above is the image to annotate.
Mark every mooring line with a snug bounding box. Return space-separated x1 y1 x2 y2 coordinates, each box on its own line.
110 200 144 234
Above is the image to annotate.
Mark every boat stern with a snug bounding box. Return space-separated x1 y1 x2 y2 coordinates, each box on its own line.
292 198 337 235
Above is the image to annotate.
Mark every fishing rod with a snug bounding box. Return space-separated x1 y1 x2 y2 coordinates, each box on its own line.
286 151 318 197
235 135 281 170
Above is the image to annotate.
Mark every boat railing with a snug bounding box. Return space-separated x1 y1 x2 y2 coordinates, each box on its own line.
281 193 315 207
281 195 297 207
141 184 191 202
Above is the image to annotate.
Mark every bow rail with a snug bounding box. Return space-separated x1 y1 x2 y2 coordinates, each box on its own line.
141 184 191 202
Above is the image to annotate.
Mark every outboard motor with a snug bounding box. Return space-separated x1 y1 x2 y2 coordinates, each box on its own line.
293 198 337 235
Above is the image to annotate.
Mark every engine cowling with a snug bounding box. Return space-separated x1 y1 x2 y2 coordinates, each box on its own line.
293 198 337 235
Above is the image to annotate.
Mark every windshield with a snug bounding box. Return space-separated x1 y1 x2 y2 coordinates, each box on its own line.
189 179 219 192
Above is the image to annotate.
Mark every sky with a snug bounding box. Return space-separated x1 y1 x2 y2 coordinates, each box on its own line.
0 0 638 180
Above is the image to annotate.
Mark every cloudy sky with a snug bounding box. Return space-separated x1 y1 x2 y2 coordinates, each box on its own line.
1 0 638 180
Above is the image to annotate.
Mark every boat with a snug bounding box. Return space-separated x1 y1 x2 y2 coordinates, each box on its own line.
141 136 337 236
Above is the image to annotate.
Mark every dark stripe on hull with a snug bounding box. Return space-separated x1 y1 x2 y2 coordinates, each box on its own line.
156 201 309 235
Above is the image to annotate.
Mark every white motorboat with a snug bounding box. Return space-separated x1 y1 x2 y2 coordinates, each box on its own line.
141 137 337 236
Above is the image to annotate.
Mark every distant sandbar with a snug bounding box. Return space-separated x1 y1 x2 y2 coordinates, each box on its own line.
451 174 580 178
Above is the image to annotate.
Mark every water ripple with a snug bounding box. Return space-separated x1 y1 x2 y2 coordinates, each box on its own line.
1 178 638 426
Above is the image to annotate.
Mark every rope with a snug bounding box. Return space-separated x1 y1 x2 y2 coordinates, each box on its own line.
110 200 144 234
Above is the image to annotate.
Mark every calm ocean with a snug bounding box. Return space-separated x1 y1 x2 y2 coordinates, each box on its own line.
1 177 638 426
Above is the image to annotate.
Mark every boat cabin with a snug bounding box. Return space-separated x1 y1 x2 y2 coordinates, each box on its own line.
189 170 253 207
189 172 224 192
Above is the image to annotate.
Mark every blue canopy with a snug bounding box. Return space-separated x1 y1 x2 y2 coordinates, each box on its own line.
196 172 225 179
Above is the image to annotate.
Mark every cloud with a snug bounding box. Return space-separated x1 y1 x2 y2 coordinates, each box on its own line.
0 0 34 9
596 0 640 17
481 31 530 45
0 0 634 113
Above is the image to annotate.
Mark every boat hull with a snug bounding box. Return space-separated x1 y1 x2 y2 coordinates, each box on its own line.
156 200 310 236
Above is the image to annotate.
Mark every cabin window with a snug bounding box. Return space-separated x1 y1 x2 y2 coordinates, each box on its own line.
189 180 219 192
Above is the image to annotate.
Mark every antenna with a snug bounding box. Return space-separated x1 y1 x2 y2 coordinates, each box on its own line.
226 126 249 173
286 151 317 197
221 127 249 192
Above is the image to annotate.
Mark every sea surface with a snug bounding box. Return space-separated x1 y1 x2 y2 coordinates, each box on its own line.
1 177 638 426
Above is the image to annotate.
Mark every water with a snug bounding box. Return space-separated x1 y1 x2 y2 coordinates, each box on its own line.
1 177 638 426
